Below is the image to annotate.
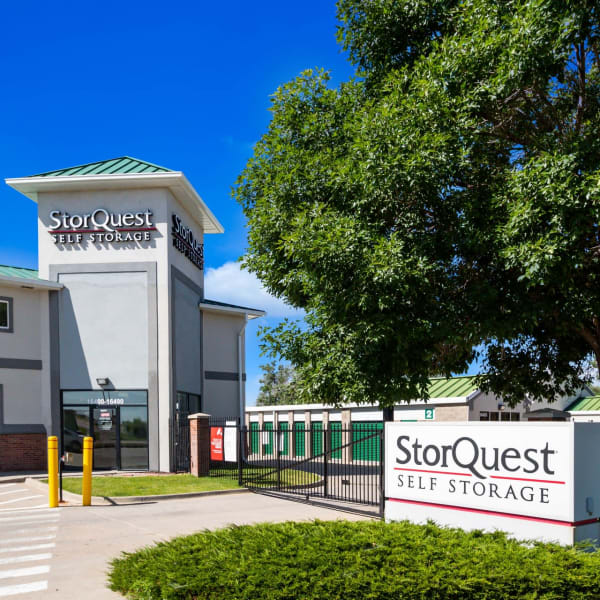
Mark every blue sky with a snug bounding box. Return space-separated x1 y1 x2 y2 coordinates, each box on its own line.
0 1 355 404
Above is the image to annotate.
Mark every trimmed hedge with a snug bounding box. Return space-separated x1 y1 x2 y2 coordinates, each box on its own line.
108 520 600 599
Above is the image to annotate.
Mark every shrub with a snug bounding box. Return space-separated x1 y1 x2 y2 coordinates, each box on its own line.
108 520 600 599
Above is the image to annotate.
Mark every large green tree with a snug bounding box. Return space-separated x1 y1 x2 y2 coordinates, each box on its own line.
235 0 600 407
256 362 301 406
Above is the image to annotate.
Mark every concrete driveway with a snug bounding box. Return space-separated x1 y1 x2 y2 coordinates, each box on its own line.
8 486 370 599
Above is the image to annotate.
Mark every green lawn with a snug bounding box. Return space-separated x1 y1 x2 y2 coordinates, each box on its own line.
108 520 600 599
235 466 321 488
55 474 241 497
50 467 319 497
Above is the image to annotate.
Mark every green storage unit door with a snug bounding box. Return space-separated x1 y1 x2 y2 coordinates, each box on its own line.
264 422 274 455
250 422 259 454
294 422 305 457
352 422 383 461
280 422 289 456
312 422 323 456
330 422 342 459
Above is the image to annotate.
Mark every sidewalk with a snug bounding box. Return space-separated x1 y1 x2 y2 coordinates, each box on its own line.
47 491 371 598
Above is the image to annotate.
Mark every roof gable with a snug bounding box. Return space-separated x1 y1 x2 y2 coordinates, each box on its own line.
567 395 600 412
0 265 39 279
26 156 173 178
427 375 479 399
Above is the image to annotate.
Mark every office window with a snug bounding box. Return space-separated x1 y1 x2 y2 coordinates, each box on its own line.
176 391 201 415
480 410 520 422
0 297 12 332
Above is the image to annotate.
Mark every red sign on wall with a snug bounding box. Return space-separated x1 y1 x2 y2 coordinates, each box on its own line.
210 427 224 461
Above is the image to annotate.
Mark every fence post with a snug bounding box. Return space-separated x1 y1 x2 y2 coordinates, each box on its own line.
341 409 352 464
188 413 210 477
238 422 243 487
276 426 281 491
379 427 385 517
323 426 329 499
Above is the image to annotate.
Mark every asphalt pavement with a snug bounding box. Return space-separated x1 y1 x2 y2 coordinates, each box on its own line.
0 480 370 598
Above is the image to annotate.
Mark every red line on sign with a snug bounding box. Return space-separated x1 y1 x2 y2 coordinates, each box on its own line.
386 498 597 527
49 227 157 234
490 475 565 485
116 227 157 232
394 467 472 477
50 229 101 234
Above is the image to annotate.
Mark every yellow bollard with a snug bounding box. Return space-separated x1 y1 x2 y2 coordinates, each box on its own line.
47 436 59 508
82 436 93 506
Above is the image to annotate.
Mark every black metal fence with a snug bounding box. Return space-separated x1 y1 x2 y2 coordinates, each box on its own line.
202 419 384 514
243 423 384 512
171 414 190 473
178 417 384 514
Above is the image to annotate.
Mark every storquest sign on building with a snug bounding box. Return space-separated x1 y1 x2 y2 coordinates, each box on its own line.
385 422 600 544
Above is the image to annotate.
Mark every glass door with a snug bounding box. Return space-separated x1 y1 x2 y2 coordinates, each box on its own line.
120 406 149 470
93 407 118 469
62 390 149 471
62 407 90 468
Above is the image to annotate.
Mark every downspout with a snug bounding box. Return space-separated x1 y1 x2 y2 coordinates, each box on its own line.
238 315 248 461
238 315 248 422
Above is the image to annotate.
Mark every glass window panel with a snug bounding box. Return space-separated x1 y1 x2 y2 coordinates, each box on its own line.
176 391 187 412
120 406 149 470
511 412 520 421
480 412 489 421
0 301 7 328
93 408 118 469
63 390 147 406
188 394 201 414
489 412 499 421
107 390 147 406
63 407 90 467
501 412 510 421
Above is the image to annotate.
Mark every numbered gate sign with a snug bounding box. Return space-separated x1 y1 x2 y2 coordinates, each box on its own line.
425 408 434 420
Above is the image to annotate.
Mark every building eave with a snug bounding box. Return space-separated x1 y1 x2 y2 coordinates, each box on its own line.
246 398 470 412
0 274 62 291
199 301 265 320
5 172 224 234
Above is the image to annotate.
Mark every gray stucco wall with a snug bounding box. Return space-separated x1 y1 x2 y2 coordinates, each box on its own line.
202 311 247 419
57 271 149 389
0 286 43 359
203 380 241 418
202 312 245 373
172 268 202 398
0 284 49 431
0 370 43 425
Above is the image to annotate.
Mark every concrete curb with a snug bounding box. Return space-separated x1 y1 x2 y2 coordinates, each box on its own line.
0 473 46 484
24 477 250 505
103 488 251 505
25 477 112 505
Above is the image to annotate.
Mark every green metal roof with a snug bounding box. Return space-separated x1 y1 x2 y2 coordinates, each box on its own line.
427 375 479 399
567 395 600 412
0 265 39 280
26 156 173 178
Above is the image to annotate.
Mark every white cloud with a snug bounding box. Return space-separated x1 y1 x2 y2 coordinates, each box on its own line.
204 261 303 319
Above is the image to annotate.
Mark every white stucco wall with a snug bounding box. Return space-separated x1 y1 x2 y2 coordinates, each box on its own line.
0 284 51 431
57 271 149 389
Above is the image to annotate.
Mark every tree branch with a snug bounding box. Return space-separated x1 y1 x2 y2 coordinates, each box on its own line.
575 41 586 133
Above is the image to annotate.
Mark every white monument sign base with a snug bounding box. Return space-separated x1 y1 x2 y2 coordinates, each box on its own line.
384 422 600 545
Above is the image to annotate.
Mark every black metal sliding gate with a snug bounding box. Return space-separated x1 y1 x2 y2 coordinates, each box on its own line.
239 423 384 516
171 413 190 473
